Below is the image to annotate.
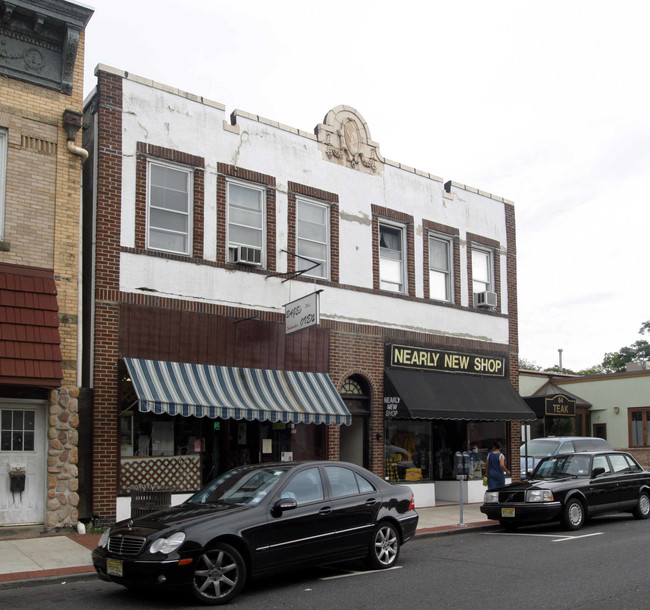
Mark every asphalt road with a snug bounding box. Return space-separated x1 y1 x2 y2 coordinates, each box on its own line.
1 513 648 609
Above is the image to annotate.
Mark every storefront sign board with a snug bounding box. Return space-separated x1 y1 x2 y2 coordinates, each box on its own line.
285 291 321 334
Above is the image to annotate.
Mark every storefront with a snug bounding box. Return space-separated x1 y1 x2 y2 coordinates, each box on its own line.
523 381 591 438
116 358 351 517
383 344 535 504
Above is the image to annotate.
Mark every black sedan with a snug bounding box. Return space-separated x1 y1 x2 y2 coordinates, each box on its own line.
92 461 419 605
480 451 650 531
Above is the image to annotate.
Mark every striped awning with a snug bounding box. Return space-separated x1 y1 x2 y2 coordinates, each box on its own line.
123 358 351 426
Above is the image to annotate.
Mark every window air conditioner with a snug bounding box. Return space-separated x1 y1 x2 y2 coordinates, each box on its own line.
230 245 262 266
476 291 498 308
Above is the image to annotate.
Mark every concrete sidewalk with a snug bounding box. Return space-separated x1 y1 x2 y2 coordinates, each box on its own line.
0 503 497 590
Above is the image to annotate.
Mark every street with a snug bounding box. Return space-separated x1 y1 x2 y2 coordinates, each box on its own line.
1 513 648 609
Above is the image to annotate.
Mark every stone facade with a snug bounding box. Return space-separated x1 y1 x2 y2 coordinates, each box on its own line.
45 386 80 528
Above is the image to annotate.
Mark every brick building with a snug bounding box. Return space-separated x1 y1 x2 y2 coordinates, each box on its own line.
83 66 534 523
0 0 93 529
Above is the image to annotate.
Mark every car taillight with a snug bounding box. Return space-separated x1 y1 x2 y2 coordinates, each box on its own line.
408 492 415 511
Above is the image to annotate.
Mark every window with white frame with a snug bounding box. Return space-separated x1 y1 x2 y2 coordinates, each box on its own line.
227 180 265 264
1 409 35 452
296 197 329 279
147 160 192 255
472 247 493 296
379 222 406 293
0 129 7 241
429 235 452 301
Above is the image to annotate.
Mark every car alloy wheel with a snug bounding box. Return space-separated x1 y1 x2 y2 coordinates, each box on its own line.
191 543 246 605
562 497 585 531
368 522 400 569
633 491 650 519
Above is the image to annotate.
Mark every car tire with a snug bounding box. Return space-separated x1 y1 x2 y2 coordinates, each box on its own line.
367 522 400 569
561 497 585 531
499 519 519 531
632 491 650 519
190 543 246 605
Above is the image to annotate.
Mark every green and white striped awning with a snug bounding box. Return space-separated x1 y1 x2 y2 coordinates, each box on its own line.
123 358 351 426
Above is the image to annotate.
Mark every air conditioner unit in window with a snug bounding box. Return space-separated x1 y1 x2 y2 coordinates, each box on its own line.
476 291 498 308
230 245 262 266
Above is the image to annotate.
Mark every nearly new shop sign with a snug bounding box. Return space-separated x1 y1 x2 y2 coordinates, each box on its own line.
388 344 506 377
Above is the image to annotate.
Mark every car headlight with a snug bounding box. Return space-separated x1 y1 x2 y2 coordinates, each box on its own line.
98 527 111 548
484 491 499 503
526 489 554 503
149 532 186 554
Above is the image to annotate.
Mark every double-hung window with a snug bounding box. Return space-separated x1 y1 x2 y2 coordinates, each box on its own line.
379 222 406 293
296 197 329 279
0 129 7 241
227 180 265 265
147 160 192 255
472 247 493 295
429 235 452 301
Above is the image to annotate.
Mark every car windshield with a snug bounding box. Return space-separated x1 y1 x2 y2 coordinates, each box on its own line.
520 439 561 458
532 454 591 479
186 466 290 506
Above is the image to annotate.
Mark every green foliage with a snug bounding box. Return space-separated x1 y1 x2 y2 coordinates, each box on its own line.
518 357 542 371
601 339 650 373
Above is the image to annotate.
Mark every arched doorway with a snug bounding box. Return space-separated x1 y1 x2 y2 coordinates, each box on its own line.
339 375 370 468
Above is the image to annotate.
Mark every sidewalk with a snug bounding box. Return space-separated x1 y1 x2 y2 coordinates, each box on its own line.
0 503 497 590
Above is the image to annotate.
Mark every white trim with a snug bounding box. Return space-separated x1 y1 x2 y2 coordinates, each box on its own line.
378 220 407 294
226 178 266 267
146 158 193 256
296 195 330 280
428 232 454 303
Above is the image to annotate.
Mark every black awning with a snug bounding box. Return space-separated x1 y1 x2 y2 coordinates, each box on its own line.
385 369 536 421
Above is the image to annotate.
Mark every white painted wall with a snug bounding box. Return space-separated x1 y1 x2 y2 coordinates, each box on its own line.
116 74 515 349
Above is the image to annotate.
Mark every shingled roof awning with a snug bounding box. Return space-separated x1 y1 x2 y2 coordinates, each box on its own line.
0 263 63 388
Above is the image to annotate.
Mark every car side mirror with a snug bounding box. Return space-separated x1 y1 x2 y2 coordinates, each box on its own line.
591 467 606 478
273 497 297 513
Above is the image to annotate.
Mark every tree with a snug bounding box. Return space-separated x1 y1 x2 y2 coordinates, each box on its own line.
600 320 650 373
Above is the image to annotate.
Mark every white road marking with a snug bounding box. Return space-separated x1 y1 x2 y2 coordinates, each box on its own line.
483 531 604 542
318 566 403 580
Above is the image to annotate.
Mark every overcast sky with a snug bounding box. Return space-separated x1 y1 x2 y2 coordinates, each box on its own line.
82 0 650 372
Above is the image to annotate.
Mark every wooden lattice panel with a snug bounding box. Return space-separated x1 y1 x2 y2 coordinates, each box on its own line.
120 455 202 493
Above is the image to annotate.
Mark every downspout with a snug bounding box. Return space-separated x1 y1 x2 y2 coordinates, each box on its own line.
67 138 88 162
62 109 88 162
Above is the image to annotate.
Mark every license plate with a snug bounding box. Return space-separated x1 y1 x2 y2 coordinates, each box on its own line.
106 558 123 577
501 507 515 518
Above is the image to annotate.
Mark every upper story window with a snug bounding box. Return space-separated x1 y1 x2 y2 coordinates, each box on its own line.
296 197 329 279
472 247 493 295
429 235 453 301
147 160 192 255
227 180 265 266
379 222 406 293
0 129 7 241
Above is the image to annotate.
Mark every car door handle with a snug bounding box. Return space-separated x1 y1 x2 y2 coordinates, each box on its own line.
319 506 332 515
365 498 377 506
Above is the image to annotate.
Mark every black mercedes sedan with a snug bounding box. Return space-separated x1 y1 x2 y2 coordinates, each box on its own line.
92 461 419 605
480 451 650 531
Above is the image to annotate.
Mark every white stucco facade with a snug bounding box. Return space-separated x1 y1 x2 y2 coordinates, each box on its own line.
109 67 514 348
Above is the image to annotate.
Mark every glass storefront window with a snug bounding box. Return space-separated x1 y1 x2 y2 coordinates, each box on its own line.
385 419 507 482
467 422 507 480
385 420 430 482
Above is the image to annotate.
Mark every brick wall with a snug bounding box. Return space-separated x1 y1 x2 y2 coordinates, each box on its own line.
91 71 124 520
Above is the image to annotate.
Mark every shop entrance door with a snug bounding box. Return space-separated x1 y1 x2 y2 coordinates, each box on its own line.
339 375 370 469
0 401 46 525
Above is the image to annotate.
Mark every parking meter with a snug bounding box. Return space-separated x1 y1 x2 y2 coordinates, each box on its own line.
455 452 471 526
455 451 471 477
